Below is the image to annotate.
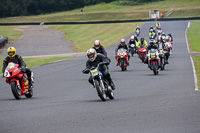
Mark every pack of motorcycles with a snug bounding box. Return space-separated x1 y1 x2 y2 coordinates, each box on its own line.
3 25 172 101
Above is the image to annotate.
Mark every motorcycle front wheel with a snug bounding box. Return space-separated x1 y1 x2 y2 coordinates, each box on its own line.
94 80 107 101
11 81 21 100
121 59 125 71
152 63 158 75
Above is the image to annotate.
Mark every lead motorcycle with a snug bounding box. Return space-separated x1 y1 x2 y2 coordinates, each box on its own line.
3 62 33 100
148 49 160 75
83 63 114 101
116 48 129 71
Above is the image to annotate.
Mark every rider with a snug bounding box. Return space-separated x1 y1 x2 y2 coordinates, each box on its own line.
93 40 107 57
147 39 160 68
136 26 140 31
134 34 139 42
149 29 156 39
137 37 148 47
115 39 129 54
168 33 173 45
115 39 130 65
128 35 137 46
156 22 161 29
2 47 34 87
82 48 115 90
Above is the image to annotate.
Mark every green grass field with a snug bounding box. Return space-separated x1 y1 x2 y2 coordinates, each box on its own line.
0 56 71 75
187 20 200 52
49 22 142 52
188 20 200 89
0 0 199 23
0 26 22 41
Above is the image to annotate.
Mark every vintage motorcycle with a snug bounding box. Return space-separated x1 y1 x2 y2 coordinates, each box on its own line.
83 63 114 101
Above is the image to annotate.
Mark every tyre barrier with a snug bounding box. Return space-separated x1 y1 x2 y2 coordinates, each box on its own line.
0 37 8 48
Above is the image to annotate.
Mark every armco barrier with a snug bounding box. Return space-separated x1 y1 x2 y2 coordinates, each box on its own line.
0 17 200 25
0 37 8 48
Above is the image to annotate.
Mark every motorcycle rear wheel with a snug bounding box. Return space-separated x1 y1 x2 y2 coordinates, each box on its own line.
11 81 21 100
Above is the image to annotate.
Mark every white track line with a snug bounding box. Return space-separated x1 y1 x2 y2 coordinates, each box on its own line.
185 21 199 91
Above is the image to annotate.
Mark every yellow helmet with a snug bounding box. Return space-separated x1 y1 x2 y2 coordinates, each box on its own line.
7 47 16 58
87 48 97 62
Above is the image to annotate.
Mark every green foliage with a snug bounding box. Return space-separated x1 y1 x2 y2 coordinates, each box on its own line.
0 0 115 18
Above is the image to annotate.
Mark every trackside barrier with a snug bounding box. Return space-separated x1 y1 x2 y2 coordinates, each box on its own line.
0 17 200 26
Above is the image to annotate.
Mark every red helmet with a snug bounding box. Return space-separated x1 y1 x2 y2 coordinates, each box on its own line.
94 40 101 49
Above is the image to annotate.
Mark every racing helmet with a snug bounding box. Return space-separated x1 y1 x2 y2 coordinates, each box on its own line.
149 39 155 46
140 37 144 44
87 48 97 62
120 39 126 46
130 35 134 40
94 40 101 49
7 47 16 58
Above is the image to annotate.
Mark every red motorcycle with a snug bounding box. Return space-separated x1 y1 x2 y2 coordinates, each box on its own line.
138 45 147 62
116 48 129 71
3 62 33 100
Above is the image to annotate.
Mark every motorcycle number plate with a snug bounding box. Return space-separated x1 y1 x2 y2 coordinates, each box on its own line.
151 54 156 58
91 69 98 76
119 53 124 56
4 70 10 77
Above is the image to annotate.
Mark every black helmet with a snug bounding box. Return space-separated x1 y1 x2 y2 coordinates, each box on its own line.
140 37 144 44
149 39 155 46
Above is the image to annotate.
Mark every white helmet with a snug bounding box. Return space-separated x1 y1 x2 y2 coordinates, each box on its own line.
87 48 97 62
94 40 101 49
131 35 134 40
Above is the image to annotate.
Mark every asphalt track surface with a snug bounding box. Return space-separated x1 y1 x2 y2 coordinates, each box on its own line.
1 21 200 133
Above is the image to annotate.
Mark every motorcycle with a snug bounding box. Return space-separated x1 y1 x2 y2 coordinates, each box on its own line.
148 49 160 75
138 45 147 62
83 63 114 101
159 48 166 70
135 29 140 37
129 42 137 57
3 62 33 100
116 48 129 71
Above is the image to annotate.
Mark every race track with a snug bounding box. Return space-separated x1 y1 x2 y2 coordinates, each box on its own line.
1 21 200 133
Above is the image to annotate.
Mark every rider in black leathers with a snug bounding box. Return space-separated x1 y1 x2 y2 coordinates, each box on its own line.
93 40 107 57
83 48 115 90
2 47 34 87
115 39 130 65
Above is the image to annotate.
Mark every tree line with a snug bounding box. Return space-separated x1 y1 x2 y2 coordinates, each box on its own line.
0 0 114 18
0 0 164 18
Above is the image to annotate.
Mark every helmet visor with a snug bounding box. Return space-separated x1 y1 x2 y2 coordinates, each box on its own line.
8 52 15 56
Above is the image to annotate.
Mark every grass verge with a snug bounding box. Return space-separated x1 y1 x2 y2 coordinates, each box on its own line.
188 20 200 89
0 0 199 23
192 56 200 89
0 56 71 75
0 26 22 41
49 22 142 52
187 20 200 52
